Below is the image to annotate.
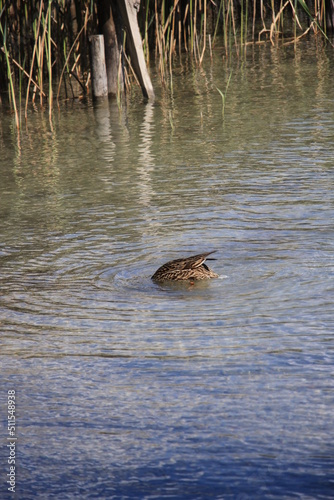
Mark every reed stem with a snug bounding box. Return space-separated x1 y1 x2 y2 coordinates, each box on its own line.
0 21 19 129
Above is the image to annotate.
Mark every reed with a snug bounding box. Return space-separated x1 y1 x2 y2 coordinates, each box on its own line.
143 0 151 62
0 20 19 129
0 0 93 127
46 1 52 125
0 0 333 126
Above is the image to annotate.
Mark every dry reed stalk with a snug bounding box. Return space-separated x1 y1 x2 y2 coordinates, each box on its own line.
269 0 289 44
0 48 46 97
260 0 267 32
70 54 81 74
168 2 176 72
164 21 169 62
288 0 303 29
122 49 141 88
269 0 303 44
244 39 267 45
56 9 91 101
159 24 166 80
183 3 189 51
245 0 249 46
212 0 223 46
177 2 182 57
193 0 198 56
154 0 159 54
25 0 44 120
154 0 164 76
283 7 320 45
318 0 324 29
194 30 200 62
283 21 315 43
117 38 124 104
47 0 53 126
252 0 257 39
199 0 206 65
37 2 52 106
37 23 44 105
189 0 194 53
271 0 276 30
159 0 177 73
0 26 20 129
123 66 130 92
222 0 229 54
144 0 150 63
162 0 180 37
229 0 239 56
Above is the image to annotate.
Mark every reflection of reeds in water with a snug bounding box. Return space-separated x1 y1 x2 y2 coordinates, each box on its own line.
216 71 232 119
0 0 333 128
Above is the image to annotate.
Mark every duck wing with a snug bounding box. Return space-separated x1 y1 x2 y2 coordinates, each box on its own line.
183 251 217 269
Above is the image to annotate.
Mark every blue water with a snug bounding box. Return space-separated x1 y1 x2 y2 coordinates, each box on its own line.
1 40 334 498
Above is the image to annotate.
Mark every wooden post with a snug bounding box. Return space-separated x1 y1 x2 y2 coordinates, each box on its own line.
116 0 155 100
97 0 124 95
90 35 108 98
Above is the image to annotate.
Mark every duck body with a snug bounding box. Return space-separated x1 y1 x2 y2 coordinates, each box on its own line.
151 251 218 282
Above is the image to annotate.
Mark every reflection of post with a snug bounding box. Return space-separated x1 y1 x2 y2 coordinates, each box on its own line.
93 99 116 170
117 0 155 100
94 100 112 144
90 35 108 98
139 102 154 167
138 102 155 207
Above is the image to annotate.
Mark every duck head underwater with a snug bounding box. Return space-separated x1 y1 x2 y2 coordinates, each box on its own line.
151 251 218 282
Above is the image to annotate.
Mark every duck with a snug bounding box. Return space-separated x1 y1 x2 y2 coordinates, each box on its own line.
151 251 218 282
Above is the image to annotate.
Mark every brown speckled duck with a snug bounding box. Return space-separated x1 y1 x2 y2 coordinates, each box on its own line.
151 251 218 282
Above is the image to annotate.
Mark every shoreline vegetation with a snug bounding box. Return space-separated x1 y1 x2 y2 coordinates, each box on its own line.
1 0 333 129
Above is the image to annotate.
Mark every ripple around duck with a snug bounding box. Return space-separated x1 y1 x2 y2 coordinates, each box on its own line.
96 266 154 294
95 262 228 302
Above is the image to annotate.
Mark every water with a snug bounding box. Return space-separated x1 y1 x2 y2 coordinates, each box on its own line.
1 40 334 498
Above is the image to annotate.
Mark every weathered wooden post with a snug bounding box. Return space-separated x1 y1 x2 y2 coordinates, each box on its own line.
93 0 154 100
90 35 108 98
116 0 155 100
97 0 124 95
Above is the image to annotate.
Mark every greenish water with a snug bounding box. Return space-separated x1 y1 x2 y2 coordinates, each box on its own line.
1 40 334 498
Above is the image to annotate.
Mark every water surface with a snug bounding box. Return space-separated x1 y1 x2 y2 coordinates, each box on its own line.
1 40 334 498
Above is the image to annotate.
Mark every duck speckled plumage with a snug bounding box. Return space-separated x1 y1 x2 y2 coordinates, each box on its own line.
151 251 218 282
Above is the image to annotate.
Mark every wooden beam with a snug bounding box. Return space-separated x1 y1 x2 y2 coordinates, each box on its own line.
116 0 155 100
